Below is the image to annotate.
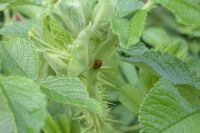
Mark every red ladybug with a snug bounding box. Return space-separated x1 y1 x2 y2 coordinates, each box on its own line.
93 60 103 69
15 15 21 22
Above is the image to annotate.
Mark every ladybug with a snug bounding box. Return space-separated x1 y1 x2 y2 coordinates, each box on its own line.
93 60 103 69
15 15 21 22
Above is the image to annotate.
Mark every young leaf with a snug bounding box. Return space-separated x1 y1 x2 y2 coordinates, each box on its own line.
0 38 39 79
140 78 200 133
38 76 103 115
53 0 86 35
0 19 40 37
111 17 129 47
119 84 144 114
41 15 72 49
156 41 188 58
128 10 147 46
142 27 171 47
155 0 200 26
42 113 62 133
111 10 148 49
91 0 115 37
124 51 200 90
43 53 68 76
120 61 139 86
68 25 91 76
116 0 144 17
79 0 97 22
54 113 81 133
0 76 47 133
15 5 43 18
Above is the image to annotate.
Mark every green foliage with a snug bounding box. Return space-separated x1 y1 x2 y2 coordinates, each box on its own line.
0 76 46 133
140 79 200 133
124 51 200 89
0 0 200 133
142 27 171 47
0 38 39 79
155 0 200 26
0 19 40 37
39 76 102 114
115 0 144 17
111 10 147 49
67 25 91 76
41 15 72 49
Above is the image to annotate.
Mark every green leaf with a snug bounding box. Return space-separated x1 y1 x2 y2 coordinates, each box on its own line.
128 10 147 46
91 0 115 37
155 0 200 26
0 19 40 37
116 0 144 17
0 76 47 133
43 53 68 76
111 10 148 48
95 30 117 61
41 15 72 49
38 76 103 115
139 65 159 92
121 43 148 56
53 0 86 35
111 17 129 47
42 113 62 133
189 57 200 78
15 5 43 18
140 78 200 133
54 114 71 133
54 113 81 133
0 38 39 79
142 27 171 47
0 83 16 133
119 84 144 114
68 25 91 76
111 105 135 127
79 0 97 23
0 0 43 6
0 3 9 10
156 40 188 58
124 51 200 89
0 59 1 72
120 61 139 86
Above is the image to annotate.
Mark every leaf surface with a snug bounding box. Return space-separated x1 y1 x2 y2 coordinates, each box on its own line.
155 0 200 26
0 19 40 37
0 76 47 133
39 76 102 115
116 0 144 17
124 51 200 89
67 25 91 76
0 38 39 79
53 0 86 35
41 15 72 49
111 10 147 48
140 78 200 133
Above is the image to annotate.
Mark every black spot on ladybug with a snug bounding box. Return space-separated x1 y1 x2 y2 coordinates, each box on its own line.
93 60 103 69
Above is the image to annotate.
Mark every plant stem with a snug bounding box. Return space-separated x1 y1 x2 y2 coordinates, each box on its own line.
142 0 155 11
